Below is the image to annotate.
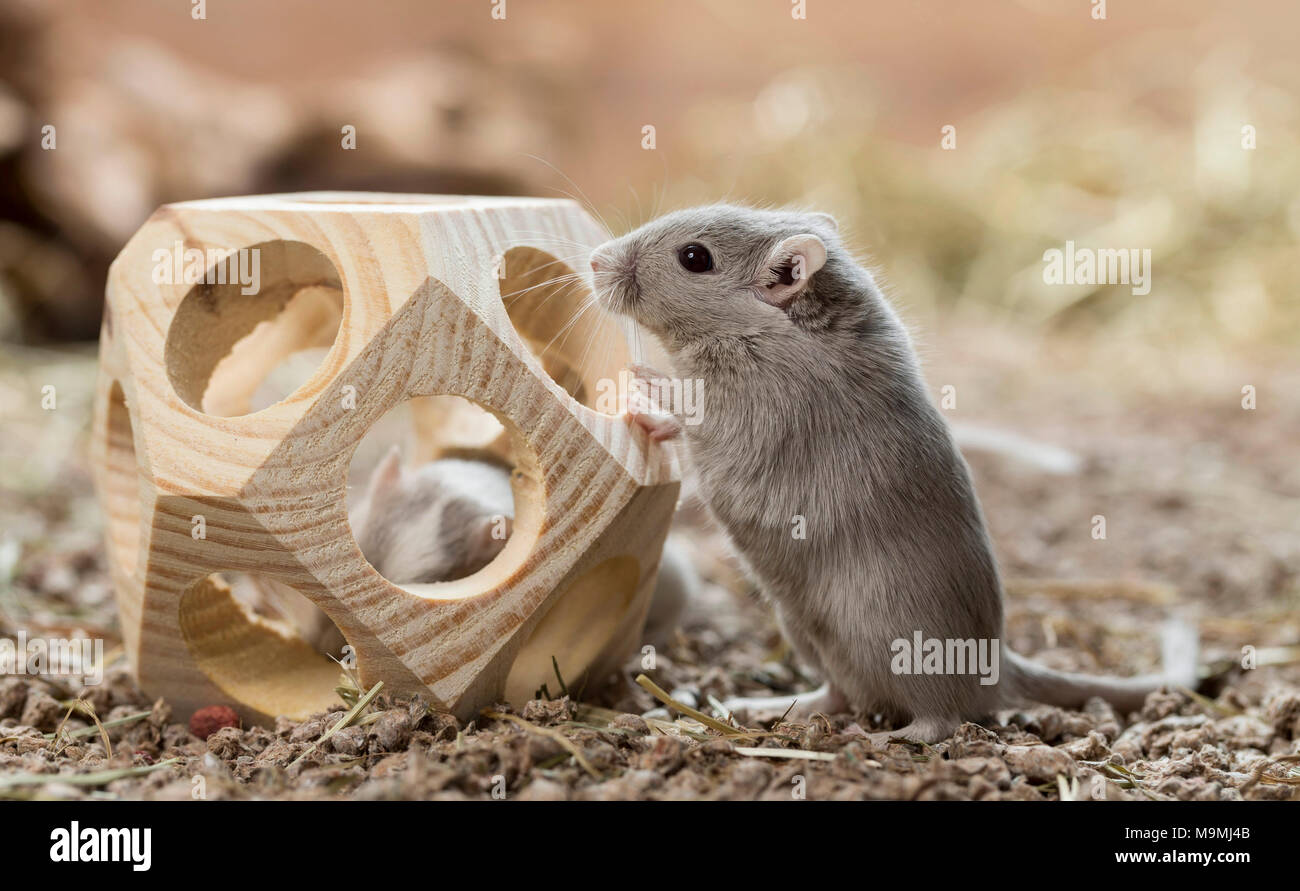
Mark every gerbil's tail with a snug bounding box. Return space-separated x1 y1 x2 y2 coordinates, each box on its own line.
1003 619 1199 714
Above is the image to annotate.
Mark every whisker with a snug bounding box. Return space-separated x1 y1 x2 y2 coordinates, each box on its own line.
501 232 595 251
499 274 584 304
541 289 601 358
499 248 593 269
628 184 644 229
500 276 588 316
522 153 615 238
498 263 588 294
652 148 670 220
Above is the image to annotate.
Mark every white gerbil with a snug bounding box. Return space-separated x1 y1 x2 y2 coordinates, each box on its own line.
248 445 695 655
349 446 515 586
590 204 1197 743
346 447 696 644
244 447 514 655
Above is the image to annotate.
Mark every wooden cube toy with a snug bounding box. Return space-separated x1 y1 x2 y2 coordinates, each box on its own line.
91 193 681 725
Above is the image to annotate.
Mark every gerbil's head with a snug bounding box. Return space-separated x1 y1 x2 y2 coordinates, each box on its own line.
350 447 512 585
590 204 841 345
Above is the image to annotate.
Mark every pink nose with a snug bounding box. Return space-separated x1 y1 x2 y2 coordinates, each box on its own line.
590 257 601 272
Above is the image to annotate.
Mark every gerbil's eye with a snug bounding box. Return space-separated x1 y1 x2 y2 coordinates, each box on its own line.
677 243 713 273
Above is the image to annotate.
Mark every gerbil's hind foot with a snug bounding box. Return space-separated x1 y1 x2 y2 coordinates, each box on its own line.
868 716 958 747
720 683 847 724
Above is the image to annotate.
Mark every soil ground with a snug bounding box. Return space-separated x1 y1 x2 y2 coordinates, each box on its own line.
2 320 1298 801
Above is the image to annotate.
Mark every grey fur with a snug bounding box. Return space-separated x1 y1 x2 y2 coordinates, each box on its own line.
592 203 1197 742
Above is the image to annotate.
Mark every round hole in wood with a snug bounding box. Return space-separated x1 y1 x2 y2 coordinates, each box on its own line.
178 571 343 720
101 381 141 576
164 240 344 417
345 394 541 601
504 555 640 705
499 246 628 413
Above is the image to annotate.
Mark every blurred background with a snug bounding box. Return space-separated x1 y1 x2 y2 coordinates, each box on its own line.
1 1 1298 703
2 0 1297 349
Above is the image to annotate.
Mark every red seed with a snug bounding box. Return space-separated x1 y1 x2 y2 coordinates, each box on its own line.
189 705 240 740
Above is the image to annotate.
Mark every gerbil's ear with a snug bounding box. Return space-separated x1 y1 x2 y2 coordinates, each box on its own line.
809 212 838 232
467 514 512 570
367 445 404 501
757 234 827 307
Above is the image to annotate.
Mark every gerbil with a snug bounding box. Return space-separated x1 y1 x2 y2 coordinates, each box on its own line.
243 447 515 655
348 446 515 586
590 203 1196 743
247 445 695 654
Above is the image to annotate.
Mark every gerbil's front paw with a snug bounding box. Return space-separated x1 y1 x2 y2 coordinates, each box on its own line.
628 408 683 442
625 382 682 442
628 362 670 384
627 363 681 414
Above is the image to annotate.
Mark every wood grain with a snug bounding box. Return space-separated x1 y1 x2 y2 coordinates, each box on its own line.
91 193 681 724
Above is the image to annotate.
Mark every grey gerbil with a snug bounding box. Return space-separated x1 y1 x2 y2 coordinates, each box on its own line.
590 203 1197 743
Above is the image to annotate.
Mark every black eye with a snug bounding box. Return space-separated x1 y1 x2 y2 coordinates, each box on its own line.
677 243 713 273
